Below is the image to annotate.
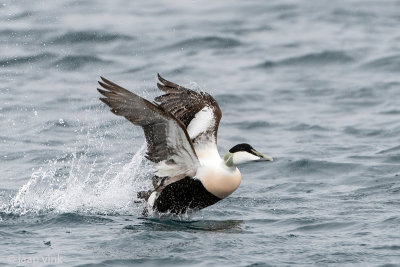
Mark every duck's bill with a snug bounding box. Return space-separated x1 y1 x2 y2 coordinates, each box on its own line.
251 149 274 162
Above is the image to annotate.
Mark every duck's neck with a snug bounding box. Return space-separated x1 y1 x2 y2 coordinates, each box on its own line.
195 142 221 165
223 152 234 167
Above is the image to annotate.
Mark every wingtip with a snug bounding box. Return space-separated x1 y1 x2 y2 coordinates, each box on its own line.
156 82 164 90
99 76 106 85
98 80 108 89
99 97 108 103
100 76 110 84
157 73 167 84
97 88 110 97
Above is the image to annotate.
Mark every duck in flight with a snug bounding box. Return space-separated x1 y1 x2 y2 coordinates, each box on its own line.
97 74 273 214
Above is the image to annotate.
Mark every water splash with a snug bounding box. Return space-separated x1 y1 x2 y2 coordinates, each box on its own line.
7 142 152 216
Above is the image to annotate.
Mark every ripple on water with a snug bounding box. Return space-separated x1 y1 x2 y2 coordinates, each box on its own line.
341 183 396 201
0 53 56 67
285 159 360 176
216 93 265 105
336 86 376 99
382 216 400 226
0 29 50 41
53 55 112 70
40 213 114 226
92 258 197 267
49 31 133 44
40 117 81 131
380 109 400 115
255 50 354 69
383 155 400 164
344 126 385 137
291 221 356 233
227 120 271 130
165 36 242 50
288 123 329 132
361 54 400 72
125 218 244 233
1 0 400 265
377 145 400 154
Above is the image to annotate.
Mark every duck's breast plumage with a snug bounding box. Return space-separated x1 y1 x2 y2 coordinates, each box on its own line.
196 164 242 199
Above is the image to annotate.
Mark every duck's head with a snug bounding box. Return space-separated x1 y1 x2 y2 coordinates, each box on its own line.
223 143 273 167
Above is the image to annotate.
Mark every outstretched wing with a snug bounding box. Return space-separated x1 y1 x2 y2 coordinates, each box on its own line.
97 77 199 179
155 74 222 150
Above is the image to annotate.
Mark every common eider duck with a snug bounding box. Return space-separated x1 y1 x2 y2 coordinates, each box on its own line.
97 74 273 215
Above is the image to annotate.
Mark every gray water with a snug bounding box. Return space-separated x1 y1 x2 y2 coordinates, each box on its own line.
1 0 400 266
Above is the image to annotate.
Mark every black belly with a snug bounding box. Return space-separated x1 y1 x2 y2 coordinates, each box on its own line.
154 177 222 214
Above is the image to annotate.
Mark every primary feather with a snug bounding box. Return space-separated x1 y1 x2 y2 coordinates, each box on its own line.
98 77 199 179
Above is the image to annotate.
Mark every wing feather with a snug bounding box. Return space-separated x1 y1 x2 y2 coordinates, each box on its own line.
98 77 199 178
155 74 222 148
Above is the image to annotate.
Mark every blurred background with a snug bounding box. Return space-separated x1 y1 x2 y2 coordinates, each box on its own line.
0 0 399 266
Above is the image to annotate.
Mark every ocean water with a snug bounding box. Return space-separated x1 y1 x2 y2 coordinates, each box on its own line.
1 0 400 266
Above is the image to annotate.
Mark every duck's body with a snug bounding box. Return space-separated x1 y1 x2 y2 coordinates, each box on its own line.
97 74 272 215
147 158 242 214
151 177 222 214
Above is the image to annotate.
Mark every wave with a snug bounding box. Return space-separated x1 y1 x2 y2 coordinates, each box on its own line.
336 86 376 99
0 29 49 40
53 55 111 70
382 216 400 225
40 213 114 226
380 109 400 115
227 120 271 130
0 53 55 67
344 126 384 137
361 54 400 72
215 93 265 105
93 258 195 266
285 159 360 175
377 145 400 154
288 123 329 131
372 245 400 251
292 221 355 232
126 218 244 232
166 36 242 50
342 182 396 201
9 11 35 20
38 118 85 133
49 31 132 44
256 50 354 68
384 155 400 164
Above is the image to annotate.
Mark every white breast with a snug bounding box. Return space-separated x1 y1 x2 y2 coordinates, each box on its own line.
196 163 242 199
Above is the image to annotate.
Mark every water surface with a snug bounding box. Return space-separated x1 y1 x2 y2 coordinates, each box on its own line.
1 0 400 266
